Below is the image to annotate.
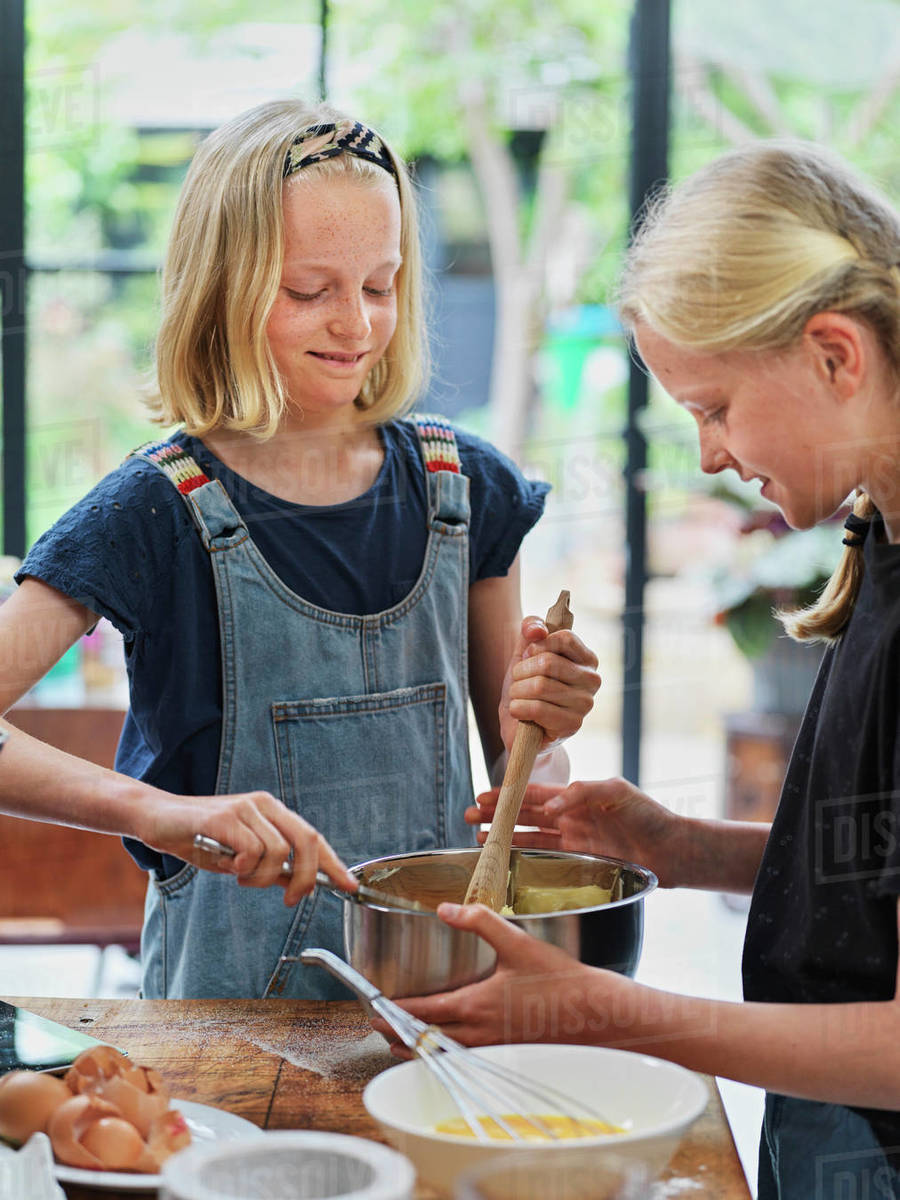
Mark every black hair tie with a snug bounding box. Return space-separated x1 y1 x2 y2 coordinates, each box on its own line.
842 511 871 548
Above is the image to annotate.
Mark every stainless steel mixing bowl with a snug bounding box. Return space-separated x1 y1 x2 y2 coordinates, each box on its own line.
325 847 657 998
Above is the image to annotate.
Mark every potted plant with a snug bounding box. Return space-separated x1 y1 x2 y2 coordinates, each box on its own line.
706 483 844 715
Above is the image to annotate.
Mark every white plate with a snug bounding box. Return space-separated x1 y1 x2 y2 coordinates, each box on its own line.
53 1099 264 1192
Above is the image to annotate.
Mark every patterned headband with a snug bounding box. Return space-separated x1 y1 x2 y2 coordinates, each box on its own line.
282 120 398 182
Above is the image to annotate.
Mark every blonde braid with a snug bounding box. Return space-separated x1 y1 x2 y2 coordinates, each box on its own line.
777 492 877 642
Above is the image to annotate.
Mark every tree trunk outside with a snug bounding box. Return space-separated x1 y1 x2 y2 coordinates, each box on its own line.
489 271 540 456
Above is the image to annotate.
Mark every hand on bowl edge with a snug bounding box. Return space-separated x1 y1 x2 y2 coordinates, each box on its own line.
369 901 634 1055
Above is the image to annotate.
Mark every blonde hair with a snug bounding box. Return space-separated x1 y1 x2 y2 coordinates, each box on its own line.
617 141 900 643
149 99 427 438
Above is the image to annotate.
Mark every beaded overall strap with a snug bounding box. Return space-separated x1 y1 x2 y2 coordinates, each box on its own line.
129 438 247 550
129 439 210 496
412 414 461 474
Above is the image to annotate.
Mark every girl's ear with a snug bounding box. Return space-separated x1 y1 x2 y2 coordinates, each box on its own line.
802 312 866 400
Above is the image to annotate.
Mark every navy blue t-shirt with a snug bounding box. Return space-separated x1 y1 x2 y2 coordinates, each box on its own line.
18 420 549 875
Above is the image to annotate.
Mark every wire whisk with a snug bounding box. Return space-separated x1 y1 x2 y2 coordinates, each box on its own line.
300 948 618 1143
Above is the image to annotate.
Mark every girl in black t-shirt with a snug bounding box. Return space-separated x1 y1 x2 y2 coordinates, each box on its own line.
389 142 900 1198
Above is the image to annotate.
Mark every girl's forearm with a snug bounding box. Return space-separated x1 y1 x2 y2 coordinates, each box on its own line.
675 816 771 893
0 721 157 840
595 974 900 1109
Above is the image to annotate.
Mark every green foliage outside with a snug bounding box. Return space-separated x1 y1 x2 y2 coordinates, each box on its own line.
16 0 900 572
23 1 324 534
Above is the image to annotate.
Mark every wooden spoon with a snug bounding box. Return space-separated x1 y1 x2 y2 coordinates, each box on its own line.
463 590 574 911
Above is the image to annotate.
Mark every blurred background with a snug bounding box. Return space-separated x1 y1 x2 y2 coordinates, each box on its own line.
1 1 898 1192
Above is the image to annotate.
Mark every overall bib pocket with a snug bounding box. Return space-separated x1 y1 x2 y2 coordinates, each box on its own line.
272 682 448 865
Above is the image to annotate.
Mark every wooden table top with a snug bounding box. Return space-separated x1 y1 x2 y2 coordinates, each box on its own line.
5 996 751 1198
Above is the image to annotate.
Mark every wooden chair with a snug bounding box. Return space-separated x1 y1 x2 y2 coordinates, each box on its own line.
0 707 146 991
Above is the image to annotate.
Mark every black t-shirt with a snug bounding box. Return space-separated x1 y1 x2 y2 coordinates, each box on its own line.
743 518 900 1147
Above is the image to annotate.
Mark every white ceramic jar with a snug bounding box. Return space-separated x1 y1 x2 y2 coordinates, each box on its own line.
159 1131 415 1200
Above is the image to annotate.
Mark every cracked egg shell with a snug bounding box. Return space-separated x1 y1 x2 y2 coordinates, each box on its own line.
66 1046 169 1137
139 1107 192 1171
47 1094 131 1170
79 1113 148 1170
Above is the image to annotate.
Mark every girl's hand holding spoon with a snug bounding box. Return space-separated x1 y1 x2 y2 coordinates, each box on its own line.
138 790 356 906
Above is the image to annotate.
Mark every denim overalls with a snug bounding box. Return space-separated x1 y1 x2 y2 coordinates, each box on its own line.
758 1094 900 1199
135 418 476 999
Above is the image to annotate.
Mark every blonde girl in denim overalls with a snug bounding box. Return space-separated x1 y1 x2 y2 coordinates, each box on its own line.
1 99 600 1000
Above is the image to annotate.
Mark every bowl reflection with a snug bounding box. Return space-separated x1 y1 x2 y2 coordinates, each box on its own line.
454 1150 650 1200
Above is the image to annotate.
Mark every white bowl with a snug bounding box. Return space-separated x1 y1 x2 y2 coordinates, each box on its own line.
362 1044 707 1198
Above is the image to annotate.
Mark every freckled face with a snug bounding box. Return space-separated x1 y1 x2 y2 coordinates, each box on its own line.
267 172 402 421
633 323 859 529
